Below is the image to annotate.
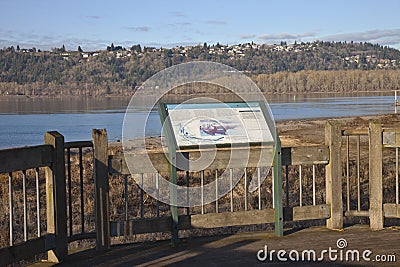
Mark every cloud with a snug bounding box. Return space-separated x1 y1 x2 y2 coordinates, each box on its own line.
176 22 192 26
323 29 400 46
85 15 101 20
0 27 202 51
239 34 256 39
258 32 317 41
170 11 186 17
206 20 227 25
195 30 207 35
168 22 192 27
0 28 208 51
0 29 111 51
126 26 151 32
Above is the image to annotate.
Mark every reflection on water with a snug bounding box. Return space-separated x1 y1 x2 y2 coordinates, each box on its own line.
0 93 397 148
0 96 130 114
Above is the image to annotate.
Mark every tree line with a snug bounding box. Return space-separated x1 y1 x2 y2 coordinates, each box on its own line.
253 69 400 93
0 41 399 96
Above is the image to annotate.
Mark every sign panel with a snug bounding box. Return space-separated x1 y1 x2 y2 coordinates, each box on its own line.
166 102 274 148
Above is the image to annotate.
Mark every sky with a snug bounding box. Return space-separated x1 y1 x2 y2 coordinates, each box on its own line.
1 0 400 51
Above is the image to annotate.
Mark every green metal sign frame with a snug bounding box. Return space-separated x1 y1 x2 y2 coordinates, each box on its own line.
157 101 283 245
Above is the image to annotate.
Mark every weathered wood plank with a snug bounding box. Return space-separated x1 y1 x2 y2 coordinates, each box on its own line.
383 130 400 148
0 145 53 173
44 132 68 263
113 144 329 176
121 152 169 174
345 210 370 217
110 146 282 175
342 129 368 136
67 232 97 243
0 235 55 266
284 205 331 221
64 141 93 149
93 129 110 251
292 204 331 221
325 120 343 230
383 203 400 218
281 146 329 165
187 146 274 170
110 217 172 236
188 208 275 228
291 146 329 165
369 120 383 230
108 155 129 175
110 209 275 236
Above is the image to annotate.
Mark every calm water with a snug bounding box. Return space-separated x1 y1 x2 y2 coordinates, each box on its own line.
0 94 396 148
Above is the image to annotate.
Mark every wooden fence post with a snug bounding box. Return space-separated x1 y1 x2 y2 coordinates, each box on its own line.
369 119 383 230
92 129 110 250
325 121 343 230
44 131 68 262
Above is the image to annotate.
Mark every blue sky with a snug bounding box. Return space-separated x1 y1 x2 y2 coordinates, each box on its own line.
1 0 400 51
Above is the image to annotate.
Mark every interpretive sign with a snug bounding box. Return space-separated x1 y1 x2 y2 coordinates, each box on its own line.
165 102 274 148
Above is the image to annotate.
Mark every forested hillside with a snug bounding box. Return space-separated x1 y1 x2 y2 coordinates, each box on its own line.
1 41 400 96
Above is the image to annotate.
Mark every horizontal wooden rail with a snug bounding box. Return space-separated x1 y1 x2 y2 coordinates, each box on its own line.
0 234 55 266
281 146 329 165
118 146 274 173
110 145 329 175
344 210 370 217
383 131 400 148
185 209 275 228
110 204 332 237
0 144 53 173
284 204 331 221
64 141 93 149
110 209 276 236
67 232 97 243
383 204 400 218
342 129 368 136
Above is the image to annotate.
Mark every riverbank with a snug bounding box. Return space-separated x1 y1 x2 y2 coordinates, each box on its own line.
277 113 400 147
115 113 400 151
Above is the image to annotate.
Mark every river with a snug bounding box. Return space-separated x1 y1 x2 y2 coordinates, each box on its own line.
0 93 396 148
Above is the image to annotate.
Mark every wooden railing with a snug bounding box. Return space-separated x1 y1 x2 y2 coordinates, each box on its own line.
382 128 400 219
0 131 106 266
64 141 96 243
107 137 332 240
1 119 400 266
0 132 67 266
341 121 400 228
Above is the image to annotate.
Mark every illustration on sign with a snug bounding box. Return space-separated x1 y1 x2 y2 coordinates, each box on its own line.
168 102 274 147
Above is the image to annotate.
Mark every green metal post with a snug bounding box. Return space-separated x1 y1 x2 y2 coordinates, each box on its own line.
273 136 283 236
157 103 179 245
168 149 179 245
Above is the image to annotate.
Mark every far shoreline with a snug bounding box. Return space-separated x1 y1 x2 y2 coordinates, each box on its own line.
0 89 396 100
